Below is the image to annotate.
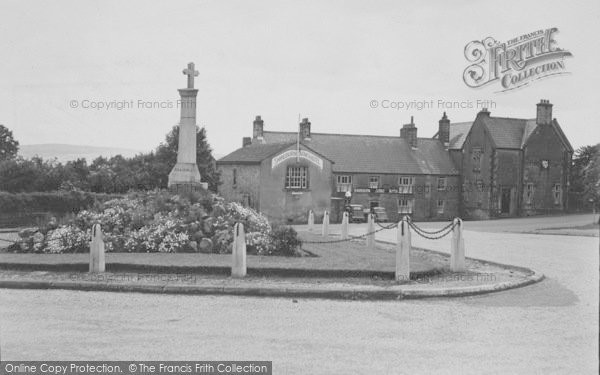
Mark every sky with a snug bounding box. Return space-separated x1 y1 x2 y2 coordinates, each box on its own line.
1 0 599 158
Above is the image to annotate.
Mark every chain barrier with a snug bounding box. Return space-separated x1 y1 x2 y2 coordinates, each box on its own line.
301 216 460 244
407 219 457 240
301 221 397 244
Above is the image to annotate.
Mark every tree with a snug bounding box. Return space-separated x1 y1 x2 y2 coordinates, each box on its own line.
570 145 598 193
582 144 600 206
155 125 221 191
570 144 600 209
0 124 19 161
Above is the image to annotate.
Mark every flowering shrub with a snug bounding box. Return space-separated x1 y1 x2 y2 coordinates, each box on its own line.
45 225 89 253
10 190 300 256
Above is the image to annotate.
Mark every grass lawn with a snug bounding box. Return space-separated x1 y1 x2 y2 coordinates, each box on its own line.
0 230 445 278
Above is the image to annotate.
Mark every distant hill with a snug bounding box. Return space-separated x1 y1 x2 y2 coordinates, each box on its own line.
19 144 144 163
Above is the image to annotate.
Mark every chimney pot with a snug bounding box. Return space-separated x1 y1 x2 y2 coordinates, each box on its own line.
536 99 553 125
438 112 450 146
300 117 311 139
253 115 264 139
400 116 418 148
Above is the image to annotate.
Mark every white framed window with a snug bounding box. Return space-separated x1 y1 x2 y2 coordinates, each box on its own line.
336 175 352 192
369 176 380 189
286 166 308 189
437 199 444 214
437 177 447 191
398 198 414 214
525 183 534 205
398 176 414 194
553 183 562 205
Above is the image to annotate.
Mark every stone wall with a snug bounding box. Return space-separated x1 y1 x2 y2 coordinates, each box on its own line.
217 164 261 210
460 118 495 219
522 124 570 215
258 145 333 224
336 173 460 222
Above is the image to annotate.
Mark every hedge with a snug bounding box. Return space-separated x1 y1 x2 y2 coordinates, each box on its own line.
0 191 122 214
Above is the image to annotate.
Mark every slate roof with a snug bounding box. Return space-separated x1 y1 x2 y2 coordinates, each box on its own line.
218 142 294 164
481 117 532 149
448 122 473 150
218 131 459 175
447 116 572 152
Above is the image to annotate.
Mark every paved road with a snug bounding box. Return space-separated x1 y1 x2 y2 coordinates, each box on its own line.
0 215 598 374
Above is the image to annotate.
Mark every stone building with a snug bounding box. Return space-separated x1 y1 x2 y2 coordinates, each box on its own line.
444 99 573 219
217 100 572 222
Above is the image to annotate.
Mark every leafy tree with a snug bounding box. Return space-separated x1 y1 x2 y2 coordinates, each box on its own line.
570 145 598 193
0 124 19 161
582 144 600 205
155 125 221 191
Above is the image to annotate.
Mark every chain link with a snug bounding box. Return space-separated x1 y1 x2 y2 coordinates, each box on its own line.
408 220 457 240
302 221 397 244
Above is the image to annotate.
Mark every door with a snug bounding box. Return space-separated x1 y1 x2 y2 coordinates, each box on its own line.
501 188 511 214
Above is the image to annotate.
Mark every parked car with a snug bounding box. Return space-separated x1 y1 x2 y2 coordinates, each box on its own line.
372 207 389 222
347 204 366 223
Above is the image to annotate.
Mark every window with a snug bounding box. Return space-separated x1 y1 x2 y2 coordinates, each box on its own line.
437 199 444 214
437 177 447 191
472 147 483 173
553 183 562 205
398 198 414 214
398 176 414 194
336 175 352 192
525 183 534 205
369 201 379 209
369 176 380 189
232 168 237 186
286 166 308 189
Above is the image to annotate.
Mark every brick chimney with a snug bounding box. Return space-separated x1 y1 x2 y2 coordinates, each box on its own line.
400 116 418 148
438 112 450 147
478 107 491 117
253 115 264 139
536 99 553 125
242 137 251 147
299 117 311 140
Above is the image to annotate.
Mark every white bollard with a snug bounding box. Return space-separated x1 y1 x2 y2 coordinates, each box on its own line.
366 213 375 250
321 211 330 237
396 216 411 281
308 210 314 231
89 224 105 273
451 218 466 272
341 211 349 240
232 222 247 277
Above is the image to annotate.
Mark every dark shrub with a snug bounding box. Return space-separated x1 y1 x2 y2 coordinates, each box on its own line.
269 225 302 256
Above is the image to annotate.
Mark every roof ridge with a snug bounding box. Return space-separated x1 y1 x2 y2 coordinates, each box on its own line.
267 130 402 139
488 116 530 121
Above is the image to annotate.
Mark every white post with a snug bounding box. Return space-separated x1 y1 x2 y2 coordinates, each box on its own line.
232 222 247 277
89 224 105 273
341 211 349 240
451 218 466 272
396 216 411 281
308 210 314 231
366 213 375 250
321 211 329 237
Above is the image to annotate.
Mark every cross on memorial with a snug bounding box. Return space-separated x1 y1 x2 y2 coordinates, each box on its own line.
182 62 199 89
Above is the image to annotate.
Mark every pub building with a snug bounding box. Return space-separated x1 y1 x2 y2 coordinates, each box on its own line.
217 100 572 223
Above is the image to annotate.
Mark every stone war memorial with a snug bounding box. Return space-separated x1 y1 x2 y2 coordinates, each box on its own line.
168 62 208 192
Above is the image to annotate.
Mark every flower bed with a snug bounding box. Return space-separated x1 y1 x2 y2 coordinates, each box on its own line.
9 190 301 256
